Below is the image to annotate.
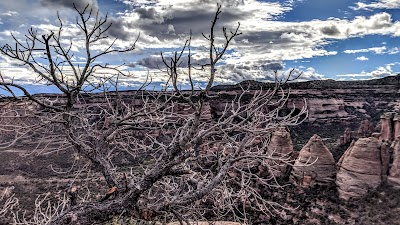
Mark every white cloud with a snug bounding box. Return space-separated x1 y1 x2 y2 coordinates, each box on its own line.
388 47 400 54
370 66 394 77
343 46 399 55
384 62 400 71
284 0 305 6
336 62 399 78
344 46 387 54
215 11 399 76
352 0 400 10
31 24 61 33
336 72 370 77
295 67 324 81
356 56 369 61
1 0 400 85
0 30 19 36
1 11 18 16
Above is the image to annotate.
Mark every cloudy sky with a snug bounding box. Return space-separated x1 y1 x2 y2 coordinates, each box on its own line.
0 0 400 93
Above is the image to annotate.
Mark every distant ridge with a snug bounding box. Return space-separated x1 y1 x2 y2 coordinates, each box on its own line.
211 74 400 91
4 74 399 99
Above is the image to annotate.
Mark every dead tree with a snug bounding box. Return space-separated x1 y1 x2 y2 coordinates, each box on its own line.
0 188 18 220
0 4 308 225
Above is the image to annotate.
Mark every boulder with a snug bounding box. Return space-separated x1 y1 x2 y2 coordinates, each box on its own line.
336 137 390 200
291 134 335 186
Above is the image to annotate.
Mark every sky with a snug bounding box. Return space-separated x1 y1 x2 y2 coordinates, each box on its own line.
0 0 400 93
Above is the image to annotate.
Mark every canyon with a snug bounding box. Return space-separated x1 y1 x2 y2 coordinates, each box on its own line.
1 75 400 224
212 75 400 144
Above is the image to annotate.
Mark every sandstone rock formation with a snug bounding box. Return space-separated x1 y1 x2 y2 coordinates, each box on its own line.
338 120 375 146
267 127 294 176
339 128 352 146
388 137 400 187
336 137 390 200
381 141 391 182
380 112 394 141
213 76 400 138
394 114 400 139
357 119 374 138
291 134 335 186
268 127 293 155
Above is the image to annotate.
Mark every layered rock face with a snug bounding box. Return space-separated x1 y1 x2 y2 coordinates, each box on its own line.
291 134 335 186
336 137 390 200
213 75 400 145
267 127 294 176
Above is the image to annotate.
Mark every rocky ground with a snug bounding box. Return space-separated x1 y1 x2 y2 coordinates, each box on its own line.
2 129 400 225
259 182 400 225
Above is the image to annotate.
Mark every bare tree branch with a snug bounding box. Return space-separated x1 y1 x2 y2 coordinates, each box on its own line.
0 4 309 225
